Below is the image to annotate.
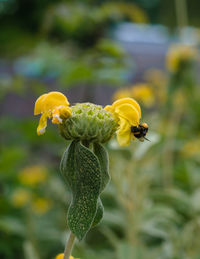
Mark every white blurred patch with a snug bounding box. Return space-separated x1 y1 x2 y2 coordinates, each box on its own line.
134 131 160 159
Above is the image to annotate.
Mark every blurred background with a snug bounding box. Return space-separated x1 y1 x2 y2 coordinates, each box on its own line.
1 0 200 258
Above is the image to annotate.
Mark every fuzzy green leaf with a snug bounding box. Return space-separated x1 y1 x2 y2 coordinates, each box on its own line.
93 143 110 192
92 198 104 227
60 140 102 240
60 140 78 191
92 143 110 226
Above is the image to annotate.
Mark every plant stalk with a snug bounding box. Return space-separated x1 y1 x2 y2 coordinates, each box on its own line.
175 0 188 33
63 232 76 259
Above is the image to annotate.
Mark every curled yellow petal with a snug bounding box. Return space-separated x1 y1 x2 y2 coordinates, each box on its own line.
36 112 50 135
34 91 71 135
104 105 112 112
35 92 69 115
42 91 69 111
105 97 143 146
116 117 131 146
115 103 140 126
52 106 72 124
52 107 63 124
118 116 130 132
59 106 72 117
117 130 131 147
34 93 48 115
110 97 141 118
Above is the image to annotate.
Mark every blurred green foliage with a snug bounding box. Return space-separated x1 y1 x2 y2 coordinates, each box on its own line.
0 0 147 56
1 0 146 98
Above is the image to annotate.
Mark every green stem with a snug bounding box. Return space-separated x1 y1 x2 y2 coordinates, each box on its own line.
175 0 188 33
25 209 40 259
63 232 76 259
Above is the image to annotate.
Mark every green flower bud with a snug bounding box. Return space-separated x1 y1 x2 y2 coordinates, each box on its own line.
59 103 117 143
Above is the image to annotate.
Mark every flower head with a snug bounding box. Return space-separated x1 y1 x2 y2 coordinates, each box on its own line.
34 91 72 135
59 102 117 143
105 98 148 146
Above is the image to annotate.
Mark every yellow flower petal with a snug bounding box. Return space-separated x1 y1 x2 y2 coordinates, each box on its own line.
59 106 72 118
34 91 71 135
111 97 141 118
104 105 112 112
34 93 48 115
105 97 145 146
117 123 131 147
115 103 140 126
116 117 131 147
117 131 131 147
42 92 69 113
118 116 130 132
34 91 69 115
36 112 50 135
52 106 72 124
52 107 63 124
105 97 142 146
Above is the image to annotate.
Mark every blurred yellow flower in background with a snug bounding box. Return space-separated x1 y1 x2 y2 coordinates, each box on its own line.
11 189 31 208
112 88 132 101
131 83 155 107
55 254 64 259
34 91 72 135
18 165 47 186
105 98 141 146
144 69 167 86
181 139 200 158
173 90 187 109
31 197 52 215
166 44 197 73
112 83 156 108
144 69 167 103
55 253 77 259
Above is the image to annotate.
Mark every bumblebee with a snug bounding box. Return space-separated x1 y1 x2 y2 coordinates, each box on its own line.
131 122 149 142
